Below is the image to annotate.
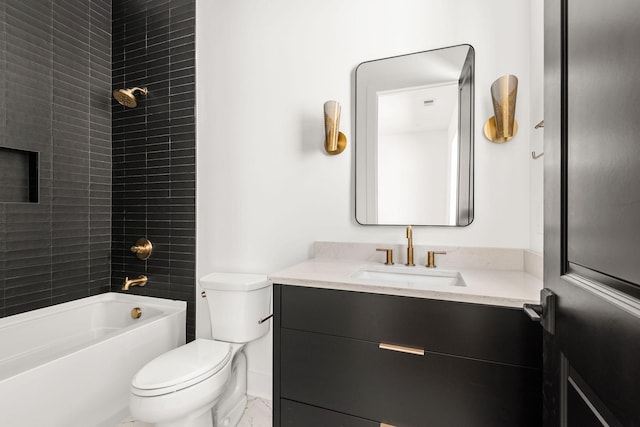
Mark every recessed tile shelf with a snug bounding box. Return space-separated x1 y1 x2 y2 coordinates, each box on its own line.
0 146 39 203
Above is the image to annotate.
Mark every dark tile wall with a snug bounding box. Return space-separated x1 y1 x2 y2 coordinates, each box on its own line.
112 0 196 341
0 1 112 318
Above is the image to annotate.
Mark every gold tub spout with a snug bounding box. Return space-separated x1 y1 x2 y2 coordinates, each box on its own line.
122 275 148 291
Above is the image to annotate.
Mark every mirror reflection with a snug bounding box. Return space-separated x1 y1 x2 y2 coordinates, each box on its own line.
355 45 474 226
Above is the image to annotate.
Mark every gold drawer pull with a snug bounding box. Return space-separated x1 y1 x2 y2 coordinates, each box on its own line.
378 342 425 356
381 424 396 427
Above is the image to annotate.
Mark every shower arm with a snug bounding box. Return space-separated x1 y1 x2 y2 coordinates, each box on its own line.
130 87 148 95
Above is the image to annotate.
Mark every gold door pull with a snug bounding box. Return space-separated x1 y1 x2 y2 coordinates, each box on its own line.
379 342 425 356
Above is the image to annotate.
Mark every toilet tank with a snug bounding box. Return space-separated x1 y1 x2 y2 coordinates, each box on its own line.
199 272 271 343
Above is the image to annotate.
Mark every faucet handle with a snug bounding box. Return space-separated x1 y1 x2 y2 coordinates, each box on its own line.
426 251 447 268
376 248 394 265
130 238 153 260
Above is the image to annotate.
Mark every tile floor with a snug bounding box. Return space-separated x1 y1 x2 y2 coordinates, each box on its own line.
115 396 272 427
238 397 272 427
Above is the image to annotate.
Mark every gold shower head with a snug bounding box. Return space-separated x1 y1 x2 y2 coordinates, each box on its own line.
113 87 148 108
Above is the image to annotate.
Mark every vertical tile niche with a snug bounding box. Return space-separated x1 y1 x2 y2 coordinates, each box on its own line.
0 147 39 203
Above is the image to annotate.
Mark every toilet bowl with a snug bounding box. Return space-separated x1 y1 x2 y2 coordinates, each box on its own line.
130 339 234 427
129 273 271 427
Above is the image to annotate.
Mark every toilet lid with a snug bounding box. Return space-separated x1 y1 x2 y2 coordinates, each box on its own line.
131 339 231 396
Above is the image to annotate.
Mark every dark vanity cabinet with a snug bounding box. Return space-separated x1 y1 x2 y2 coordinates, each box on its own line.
273 284 542 427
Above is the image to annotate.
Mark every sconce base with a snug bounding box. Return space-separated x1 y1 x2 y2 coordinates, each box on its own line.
484 117 518 143
325 131 347 155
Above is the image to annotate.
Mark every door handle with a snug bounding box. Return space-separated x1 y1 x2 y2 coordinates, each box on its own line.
523 288 556 334
523 303 543 321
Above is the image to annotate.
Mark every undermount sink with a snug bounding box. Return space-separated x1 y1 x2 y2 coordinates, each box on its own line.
351 265 466 289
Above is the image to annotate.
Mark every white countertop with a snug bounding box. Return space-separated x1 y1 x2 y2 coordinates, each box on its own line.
269 258 543 308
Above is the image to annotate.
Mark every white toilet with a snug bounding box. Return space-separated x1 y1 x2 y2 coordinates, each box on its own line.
129 273 271 427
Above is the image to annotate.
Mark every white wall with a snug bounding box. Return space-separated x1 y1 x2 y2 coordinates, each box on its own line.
529 0 545 253
196 0 538 399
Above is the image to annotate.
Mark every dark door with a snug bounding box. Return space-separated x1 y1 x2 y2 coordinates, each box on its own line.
544 0 640 426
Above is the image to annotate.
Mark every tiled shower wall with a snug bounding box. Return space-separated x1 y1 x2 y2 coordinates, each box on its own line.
111 0 196 340
0 1 197 335
0 1 112 317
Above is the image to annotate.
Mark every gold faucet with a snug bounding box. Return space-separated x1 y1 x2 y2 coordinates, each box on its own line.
122 275 148 291
405 226 415 266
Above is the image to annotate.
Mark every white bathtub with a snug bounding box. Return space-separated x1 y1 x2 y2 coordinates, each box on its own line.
0 292 186 427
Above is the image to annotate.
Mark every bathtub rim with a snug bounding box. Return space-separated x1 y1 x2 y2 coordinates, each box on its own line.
0 292 186 330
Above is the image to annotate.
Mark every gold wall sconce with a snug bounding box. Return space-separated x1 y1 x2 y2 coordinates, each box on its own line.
324 100 347 155
130 237 153 260
484 75 518 143
113 87 148 108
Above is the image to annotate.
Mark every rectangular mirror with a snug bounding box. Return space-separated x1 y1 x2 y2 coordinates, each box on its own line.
355 45 474 226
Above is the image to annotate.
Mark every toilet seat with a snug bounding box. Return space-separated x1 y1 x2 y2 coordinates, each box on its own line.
131 339 231 397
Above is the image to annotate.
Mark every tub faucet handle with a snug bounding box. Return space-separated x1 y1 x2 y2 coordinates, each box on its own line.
130 238 153 260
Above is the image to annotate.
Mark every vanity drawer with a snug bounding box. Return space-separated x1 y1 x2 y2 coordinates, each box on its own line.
279 284 541 368
280 328 542 427
281 399 378 427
